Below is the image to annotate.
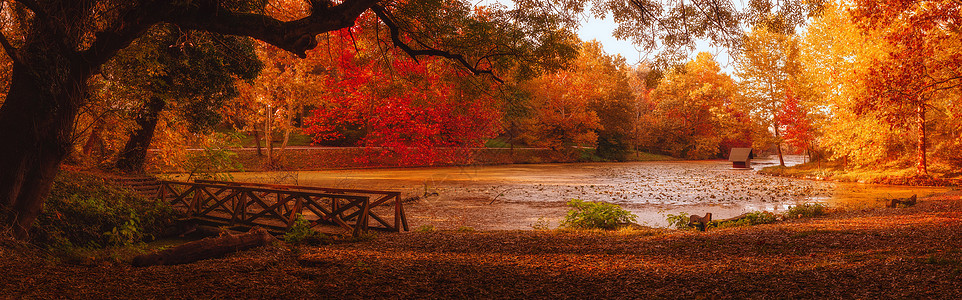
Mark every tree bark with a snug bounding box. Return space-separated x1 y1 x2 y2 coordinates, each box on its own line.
82 118 105 159
264 104 274 167
916 102 927 176
253 130 264 156
0 59 88 238
116 97 167 173
774 123 785 167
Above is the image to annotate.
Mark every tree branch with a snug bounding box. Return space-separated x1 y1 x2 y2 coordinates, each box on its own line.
371 5 503 83
83 0 378 72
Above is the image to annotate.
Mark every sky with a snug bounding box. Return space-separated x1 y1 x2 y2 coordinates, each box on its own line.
576 16 650 65
577 13 739 73
478 0 740 73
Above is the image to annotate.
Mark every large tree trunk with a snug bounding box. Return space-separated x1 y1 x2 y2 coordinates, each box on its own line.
773 123 785 167
0 59 89 239
116 97 167 173
253 130 263 156
916 102 927 176
82 118 105 159
264 104 274 167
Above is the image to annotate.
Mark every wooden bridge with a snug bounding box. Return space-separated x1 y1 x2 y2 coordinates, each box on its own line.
155 180 408 236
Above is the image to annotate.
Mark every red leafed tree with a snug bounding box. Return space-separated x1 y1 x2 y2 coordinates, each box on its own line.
778 89 815 160
305 28 500 166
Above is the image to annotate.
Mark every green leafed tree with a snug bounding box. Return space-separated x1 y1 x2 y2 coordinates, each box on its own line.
104 26 261 173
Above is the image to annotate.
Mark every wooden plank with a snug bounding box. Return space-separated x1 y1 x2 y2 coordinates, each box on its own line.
353 198 371 237
367 211 394 231
197 189 241 217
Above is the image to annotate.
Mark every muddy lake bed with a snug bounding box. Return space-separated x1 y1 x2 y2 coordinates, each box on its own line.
215 156 952 230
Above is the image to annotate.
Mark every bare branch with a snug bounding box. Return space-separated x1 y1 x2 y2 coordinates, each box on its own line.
371 5 503 83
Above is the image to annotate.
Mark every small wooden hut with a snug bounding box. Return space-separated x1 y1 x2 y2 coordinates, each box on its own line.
728 148 754 169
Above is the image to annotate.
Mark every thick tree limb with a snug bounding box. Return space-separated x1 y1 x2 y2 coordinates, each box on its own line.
371 5 503 83
83 0 378 72
172 0 377 57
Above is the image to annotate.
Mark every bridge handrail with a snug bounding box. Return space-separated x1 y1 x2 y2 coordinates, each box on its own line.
192 180 407 232
193 179 401 197
156 180 407 235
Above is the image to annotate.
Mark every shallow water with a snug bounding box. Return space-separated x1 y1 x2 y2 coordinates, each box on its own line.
226 156 952 229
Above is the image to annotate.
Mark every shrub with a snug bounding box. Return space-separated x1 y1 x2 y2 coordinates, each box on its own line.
784 203 827 219
32 171 179 249
665 212 691 230
561 199 637 230
283 214 330 245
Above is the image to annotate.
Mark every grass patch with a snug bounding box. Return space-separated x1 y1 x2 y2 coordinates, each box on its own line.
715 211 778 228
484 138 512 148
237 131 314 148
626 151 675 161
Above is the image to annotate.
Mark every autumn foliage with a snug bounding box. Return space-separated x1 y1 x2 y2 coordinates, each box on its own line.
304 28 500 166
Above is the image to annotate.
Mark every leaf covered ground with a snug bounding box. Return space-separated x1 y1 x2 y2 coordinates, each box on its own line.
2 191 961 299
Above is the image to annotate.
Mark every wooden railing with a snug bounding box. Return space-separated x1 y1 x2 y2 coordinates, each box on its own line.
194 180 409 233
157 180 408 236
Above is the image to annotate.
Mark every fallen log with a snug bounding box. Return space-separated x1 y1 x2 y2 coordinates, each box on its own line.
886 195 918 208
178 225 243 238
133 227 277 267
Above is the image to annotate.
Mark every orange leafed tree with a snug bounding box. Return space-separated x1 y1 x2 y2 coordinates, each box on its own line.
850 0 962 175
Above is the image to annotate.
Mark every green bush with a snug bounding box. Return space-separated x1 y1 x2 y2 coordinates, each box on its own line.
665 212 691 230
283 214 330 245
32 171 179 249
561 199 637 230
784 203 827 219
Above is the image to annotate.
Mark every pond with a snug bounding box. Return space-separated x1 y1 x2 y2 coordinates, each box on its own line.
226 156 952 230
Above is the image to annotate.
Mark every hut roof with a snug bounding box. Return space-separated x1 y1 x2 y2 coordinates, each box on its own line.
728 148 754 162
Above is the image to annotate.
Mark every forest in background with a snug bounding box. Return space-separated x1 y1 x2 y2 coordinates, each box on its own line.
40 0 957 178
